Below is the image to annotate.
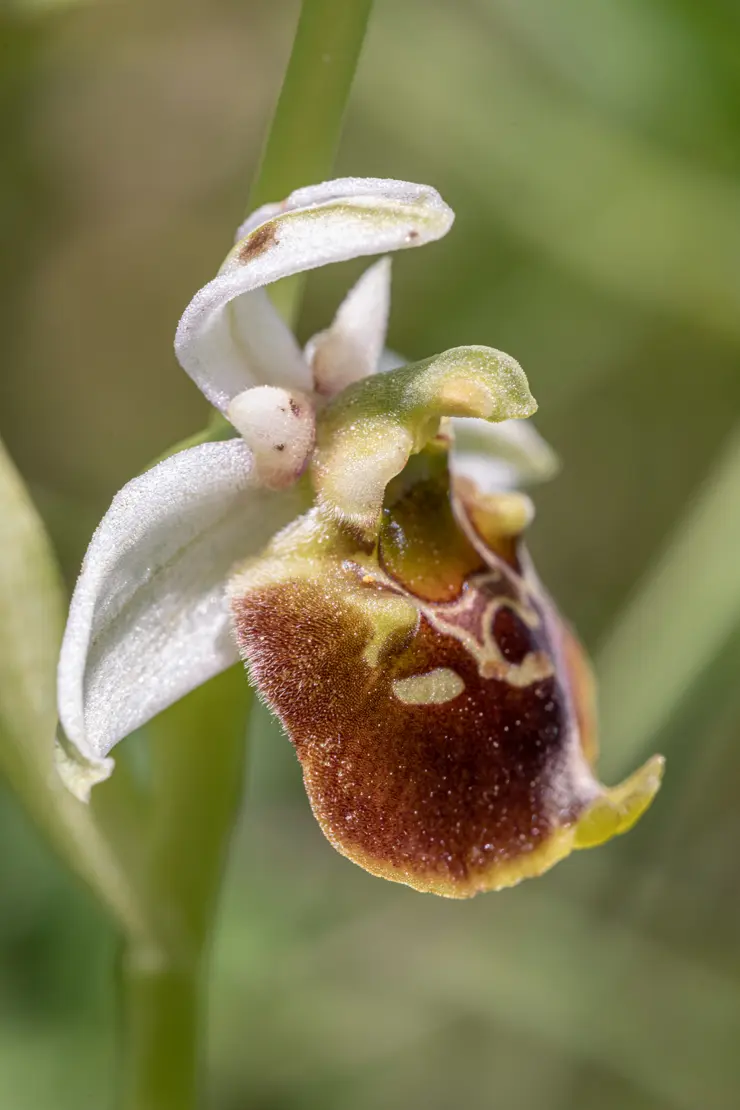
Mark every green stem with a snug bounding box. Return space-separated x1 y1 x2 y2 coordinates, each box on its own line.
249 0 374 325
147 668 250 953
118 3 374 1105
120 957 201 1110
120 669 250 1109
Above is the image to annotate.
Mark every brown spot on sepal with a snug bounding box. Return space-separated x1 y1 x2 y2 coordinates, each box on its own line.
238 220 279 263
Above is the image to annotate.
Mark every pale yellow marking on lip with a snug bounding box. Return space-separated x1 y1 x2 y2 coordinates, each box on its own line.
393 668 465 705
480 650 554 687
359 593 419 669
420 569 553 687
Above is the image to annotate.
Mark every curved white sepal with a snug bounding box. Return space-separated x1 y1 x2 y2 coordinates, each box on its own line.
177 285 310 415
451 416 560 492
234 177 453 240
175 178 453 413
57 440 307 769
306 258 392 395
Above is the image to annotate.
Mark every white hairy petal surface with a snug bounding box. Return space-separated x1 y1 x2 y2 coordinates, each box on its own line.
57 440 306 765
234 177 453 240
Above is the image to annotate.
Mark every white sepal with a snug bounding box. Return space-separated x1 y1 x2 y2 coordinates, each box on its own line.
234 177 453 241
57 440 306 771
175 178 453 413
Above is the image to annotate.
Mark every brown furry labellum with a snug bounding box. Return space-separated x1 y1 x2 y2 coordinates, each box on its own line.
230 455 662 898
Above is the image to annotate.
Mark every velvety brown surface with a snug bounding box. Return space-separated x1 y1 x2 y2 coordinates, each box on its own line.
233 549 585 894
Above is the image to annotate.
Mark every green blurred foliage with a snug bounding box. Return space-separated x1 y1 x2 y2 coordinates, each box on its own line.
2 0 740 1107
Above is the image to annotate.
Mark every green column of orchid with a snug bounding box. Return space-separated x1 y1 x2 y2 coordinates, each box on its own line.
121 2 375 1108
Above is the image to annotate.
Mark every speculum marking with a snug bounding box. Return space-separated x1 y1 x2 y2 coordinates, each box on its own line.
392 667 465 705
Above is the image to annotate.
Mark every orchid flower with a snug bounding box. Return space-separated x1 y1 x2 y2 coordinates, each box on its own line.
56 177 662 897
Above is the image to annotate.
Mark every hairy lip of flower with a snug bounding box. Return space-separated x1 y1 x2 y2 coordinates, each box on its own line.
54 175 662 896
230 451 663 897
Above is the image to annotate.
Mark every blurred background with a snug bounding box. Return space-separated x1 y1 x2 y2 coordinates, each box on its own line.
2 0 740 1106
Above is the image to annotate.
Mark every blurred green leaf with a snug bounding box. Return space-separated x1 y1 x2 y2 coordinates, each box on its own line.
213 812 740 1110
7 0 92 12
597 425 740 778
0 437 156 948
363 0 740 350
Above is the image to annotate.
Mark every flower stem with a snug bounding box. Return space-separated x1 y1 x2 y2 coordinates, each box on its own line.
120 956 201 1110
120 668 250 1109
118 4 374 1106
249 0 375 325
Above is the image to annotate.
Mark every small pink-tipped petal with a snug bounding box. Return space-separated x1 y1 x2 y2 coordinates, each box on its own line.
175 178 454 412
57 440 307 773
306 258 392 395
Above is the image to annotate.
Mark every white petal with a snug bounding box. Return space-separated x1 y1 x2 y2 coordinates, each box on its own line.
306 258 392 395
58 440 306 766
175 178 454 413
451 417 560 492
